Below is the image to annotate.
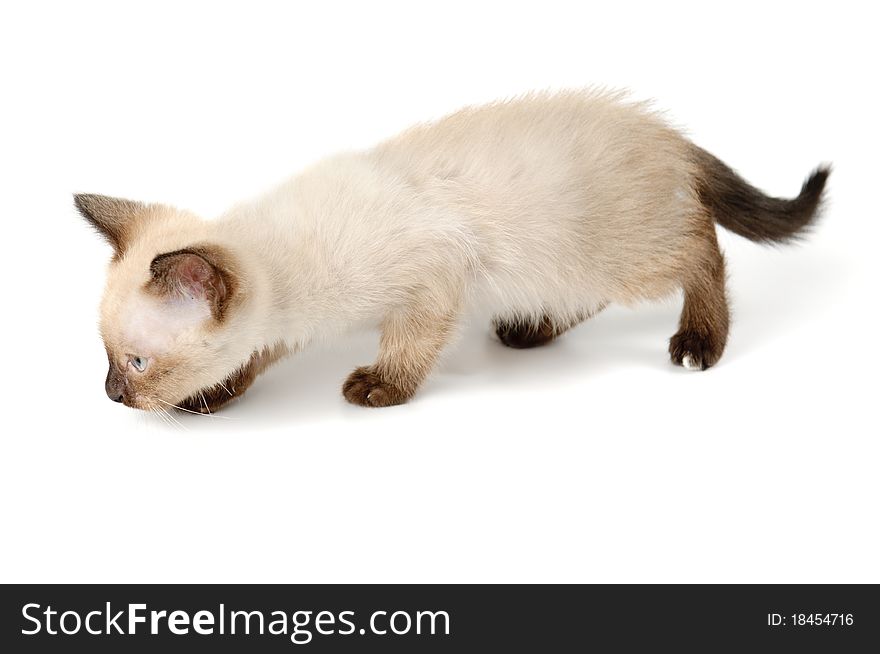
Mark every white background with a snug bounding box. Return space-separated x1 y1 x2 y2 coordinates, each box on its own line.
1 1 877 583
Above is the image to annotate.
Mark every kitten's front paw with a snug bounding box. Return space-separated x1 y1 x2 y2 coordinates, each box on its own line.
669 329 722 371
342 366 411 407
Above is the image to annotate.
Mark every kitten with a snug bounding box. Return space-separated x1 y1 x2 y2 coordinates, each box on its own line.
77 89 829 413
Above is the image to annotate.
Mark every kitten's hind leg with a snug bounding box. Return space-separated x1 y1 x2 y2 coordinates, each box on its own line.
669 235 729 371
493 305 606 349
343 302 458 407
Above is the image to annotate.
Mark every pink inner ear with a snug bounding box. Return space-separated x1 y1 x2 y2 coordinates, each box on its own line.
174 254 216 299
150 248 230 319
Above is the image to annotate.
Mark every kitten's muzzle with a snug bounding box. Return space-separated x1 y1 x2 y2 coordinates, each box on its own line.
105 366 126 403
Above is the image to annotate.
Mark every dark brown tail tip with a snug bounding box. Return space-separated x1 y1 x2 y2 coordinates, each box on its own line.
793 164 832 234
802 165 832 201
697 145 833 244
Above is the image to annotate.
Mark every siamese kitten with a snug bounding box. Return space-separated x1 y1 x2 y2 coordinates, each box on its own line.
77 89 829 413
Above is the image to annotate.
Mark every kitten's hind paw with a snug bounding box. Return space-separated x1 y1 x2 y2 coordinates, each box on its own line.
494 316 557 349
669 329 723 371
342 366 412 407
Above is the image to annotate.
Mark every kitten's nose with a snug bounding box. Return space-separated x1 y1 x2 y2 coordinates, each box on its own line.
105 365 126 403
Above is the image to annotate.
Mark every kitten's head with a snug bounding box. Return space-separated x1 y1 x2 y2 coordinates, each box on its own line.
76 194 249 412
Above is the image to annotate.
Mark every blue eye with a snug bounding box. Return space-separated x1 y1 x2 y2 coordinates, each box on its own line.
130 356 148 372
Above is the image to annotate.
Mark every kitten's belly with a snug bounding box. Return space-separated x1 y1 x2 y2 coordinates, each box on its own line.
470 257 609 320
464 207 687 318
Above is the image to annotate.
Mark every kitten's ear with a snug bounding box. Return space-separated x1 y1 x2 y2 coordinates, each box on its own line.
148 246 239 321
74 193 147 254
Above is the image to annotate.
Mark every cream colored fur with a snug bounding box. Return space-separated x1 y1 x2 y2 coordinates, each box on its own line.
97 89 711 409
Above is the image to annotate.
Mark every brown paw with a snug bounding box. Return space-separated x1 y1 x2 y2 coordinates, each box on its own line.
342 366 412 407
669 329 723 371
494 316 557 349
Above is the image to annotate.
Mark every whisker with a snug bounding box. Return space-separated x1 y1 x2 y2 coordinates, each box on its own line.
156 398 206 416
199 392 212 416
154 406 173 429
166 407 186 430
158 405 186 431
155 397 233 420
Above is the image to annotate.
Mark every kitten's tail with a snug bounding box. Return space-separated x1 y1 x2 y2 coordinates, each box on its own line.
692 146 831 243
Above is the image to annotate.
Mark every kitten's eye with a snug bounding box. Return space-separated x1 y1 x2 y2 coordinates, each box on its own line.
129 356 148 372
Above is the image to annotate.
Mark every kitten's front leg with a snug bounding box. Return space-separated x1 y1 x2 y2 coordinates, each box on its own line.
343 303 458 407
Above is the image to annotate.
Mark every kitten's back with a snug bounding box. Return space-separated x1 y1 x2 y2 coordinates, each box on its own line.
372 89 702 310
